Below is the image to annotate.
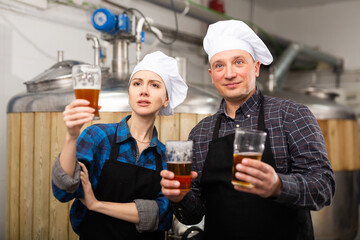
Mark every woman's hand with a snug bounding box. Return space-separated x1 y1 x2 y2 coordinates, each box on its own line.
79 162 99 211
63 99 96 139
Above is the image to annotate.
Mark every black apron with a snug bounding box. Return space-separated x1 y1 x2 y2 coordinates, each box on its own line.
80 126 165 240
200 93 314 240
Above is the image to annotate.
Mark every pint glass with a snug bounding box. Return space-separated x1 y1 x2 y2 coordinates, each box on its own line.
72 64 101 120
232 128 267 188
166 141 193 192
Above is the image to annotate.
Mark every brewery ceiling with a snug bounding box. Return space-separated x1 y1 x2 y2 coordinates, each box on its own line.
254 0 358 10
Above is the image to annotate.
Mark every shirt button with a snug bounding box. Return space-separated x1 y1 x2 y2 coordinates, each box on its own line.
246 114 251 118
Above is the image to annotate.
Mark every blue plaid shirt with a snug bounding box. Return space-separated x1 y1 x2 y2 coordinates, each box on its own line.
52 115 172 234
173 90 335 225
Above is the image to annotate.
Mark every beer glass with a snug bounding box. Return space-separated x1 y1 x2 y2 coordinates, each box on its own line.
232 128 267 188
72 64 101 120
166 140 193 192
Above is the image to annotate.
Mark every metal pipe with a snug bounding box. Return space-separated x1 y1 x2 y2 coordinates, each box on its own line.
144 0 228 23
112 39 130 81
269 43 301 91
57 50 64 62
144 0 344 72
86 33 101 66
301 45 343 67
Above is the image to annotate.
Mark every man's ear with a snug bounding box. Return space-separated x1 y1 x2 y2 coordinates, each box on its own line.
208 68 214 85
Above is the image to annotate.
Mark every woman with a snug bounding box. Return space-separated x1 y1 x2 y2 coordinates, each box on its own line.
51 51 188 239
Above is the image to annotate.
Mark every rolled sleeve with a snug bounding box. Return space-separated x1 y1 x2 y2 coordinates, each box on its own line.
51 154 81 193
276 173 299 204
134 199 159 232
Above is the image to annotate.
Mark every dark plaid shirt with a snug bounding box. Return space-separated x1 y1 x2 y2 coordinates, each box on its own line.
52 115 172 234
173 90 335 225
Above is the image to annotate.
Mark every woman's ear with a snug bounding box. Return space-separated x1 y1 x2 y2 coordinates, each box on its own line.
163 96 169 108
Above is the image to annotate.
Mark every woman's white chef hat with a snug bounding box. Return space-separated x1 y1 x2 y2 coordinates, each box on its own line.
130 51 188 116
203 20 273 65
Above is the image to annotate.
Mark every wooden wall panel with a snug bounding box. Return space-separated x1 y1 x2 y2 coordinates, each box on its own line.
91 112 114 125
19 113 34 240
196 113 211 124
318 119 360 171
33 113 51 239
49 112 69 240
159 114 180 143
179 113 197 140
6 113 21 240
113 112 130 123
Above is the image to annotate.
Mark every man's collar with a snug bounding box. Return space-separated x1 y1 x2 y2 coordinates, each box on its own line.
220 89 262 118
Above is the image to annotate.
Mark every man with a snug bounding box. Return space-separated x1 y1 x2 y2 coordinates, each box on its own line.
160 20 335 239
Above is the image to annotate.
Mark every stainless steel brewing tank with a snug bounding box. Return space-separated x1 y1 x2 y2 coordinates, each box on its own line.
8 59 220 113
7 81 220 114
264 89 359 240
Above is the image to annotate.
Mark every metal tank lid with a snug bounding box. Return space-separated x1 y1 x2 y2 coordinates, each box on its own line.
264 88 357 120
24 60 111 93
24 60 85 93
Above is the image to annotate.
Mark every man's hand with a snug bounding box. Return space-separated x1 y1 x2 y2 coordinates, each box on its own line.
233 158 282 198
160 170 198 203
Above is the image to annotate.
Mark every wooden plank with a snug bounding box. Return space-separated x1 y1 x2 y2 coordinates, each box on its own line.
196 113 211 124
322 119 340 170
49 112 69 240
318 119 360 171
154 116 161 138
337 120 360 170
179 113 197 140
19 113 34 240
6 113 21 240
159 114 180 142
113 112 130 123
91 112 114 124
351 121 360 170
33 112 51 239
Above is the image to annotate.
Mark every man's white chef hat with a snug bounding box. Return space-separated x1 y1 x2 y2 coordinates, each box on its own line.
130 51 188 116
203 20 273 65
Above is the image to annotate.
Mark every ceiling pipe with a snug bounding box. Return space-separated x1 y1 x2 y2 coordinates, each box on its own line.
144 0 344 82
269 43 301 91
144 0 227 23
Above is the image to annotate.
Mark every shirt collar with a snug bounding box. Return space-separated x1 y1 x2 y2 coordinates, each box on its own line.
116 115 163 154
220 89 262 118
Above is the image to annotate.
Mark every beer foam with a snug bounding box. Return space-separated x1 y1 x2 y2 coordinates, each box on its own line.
73 85 101 90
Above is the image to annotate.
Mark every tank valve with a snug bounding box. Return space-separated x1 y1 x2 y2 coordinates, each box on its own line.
57 50 64 63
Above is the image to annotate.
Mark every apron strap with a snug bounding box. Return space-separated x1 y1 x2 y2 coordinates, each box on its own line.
257 92 266 131
212 114 222 140
109 124 120 162
154 152 162 171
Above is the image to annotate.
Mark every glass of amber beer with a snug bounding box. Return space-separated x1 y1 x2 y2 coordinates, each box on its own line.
232 128 267 188
166 140 193 192
72 64 101 120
